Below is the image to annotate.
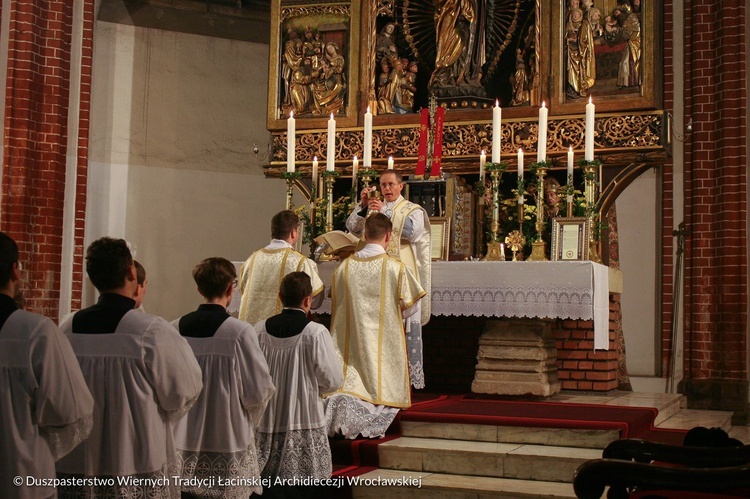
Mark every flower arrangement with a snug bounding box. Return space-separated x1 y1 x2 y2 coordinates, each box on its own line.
294 195 352 246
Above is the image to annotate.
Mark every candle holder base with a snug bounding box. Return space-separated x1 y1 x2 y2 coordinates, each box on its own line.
483 242 505 261
588 240 602 264
527 240 548 261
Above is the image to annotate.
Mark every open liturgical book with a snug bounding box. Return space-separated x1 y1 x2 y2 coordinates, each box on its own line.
314 230 360 258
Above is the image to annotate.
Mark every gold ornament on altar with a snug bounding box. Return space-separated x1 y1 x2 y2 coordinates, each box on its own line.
505 230 526 262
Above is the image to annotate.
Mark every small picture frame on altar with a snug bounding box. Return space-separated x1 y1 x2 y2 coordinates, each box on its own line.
429 217 450 261
293 219 306 254
551 217 590 261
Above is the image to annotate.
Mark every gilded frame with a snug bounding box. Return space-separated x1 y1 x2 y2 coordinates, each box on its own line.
551 217 591 261
430 217 451 261
550 1 661 114
267 1 361 131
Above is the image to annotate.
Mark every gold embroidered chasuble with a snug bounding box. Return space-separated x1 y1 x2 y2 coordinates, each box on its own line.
330 254 426 408
238 248 324 326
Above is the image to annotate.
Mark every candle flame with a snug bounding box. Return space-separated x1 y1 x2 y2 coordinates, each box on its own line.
366 106 370 113
313 155 317 161
330 113 334 120
569 146 573 152
542 101 546 108
290 110 294 118
353 156 357 160
589 96 593 104
495 99 499 107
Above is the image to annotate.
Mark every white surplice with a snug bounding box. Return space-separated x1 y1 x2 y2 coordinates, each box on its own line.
57 310 203 499
254 316 343 479
0 310 94 499
172 316 275 497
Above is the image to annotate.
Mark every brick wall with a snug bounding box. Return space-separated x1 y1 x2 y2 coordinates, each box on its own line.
682 1 747 384
0 1 94 316
660 0 675 376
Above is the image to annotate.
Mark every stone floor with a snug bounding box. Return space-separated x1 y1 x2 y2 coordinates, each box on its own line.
347 391 746 498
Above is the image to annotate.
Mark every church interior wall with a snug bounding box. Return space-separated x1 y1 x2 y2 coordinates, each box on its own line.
87 20 284 318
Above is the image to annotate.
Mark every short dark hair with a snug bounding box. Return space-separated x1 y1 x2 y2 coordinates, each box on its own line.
380 170 403 184
134 260 146 286
364 213 393 241
85 237 133 293
279 271 312 308
271 210 300 240
0 232 19 288
192 257 236 299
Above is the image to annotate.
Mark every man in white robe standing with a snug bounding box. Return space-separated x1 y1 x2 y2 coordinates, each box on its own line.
346 170 431 388
255 271 342 498
326 214 426 438
56 237 203 498
0 232 94 499
173 257 275 498
238 210 325 326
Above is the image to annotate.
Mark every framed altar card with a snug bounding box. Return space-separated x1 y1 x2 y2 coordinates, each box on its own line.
429 217 450 261
551 217 590 261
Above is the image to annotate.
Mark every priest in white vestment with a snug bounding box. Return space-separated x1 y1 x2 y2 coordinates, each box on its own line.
255 272 343 489
56 238 203 499
326 214 426 439
238 210 325 326
346 170 431 388
172 257 275 498
0 232 94 499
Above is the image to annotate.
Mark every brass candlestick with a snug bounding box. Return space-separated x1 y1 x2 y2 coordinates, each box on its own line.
483 163 506 261
581 160 602 263
280 171 302 210
322 171 339 233
527 162 549 261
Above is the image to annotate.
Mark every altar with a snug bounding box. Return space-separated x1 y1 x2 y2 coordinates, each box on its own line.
315 260 623 396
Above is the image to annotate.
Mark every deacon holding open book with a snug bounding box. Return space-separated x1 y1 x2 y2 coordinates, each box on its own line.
325 214 426 438
238 210 325 326
345 170 431 388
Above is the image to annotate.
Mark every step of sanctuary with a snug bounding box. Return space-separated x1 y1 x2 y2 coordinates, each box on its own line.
346 392 742 498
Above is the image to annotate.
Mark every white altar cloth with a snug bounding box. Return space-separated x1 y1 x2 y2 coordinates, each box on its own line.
306 260 609 351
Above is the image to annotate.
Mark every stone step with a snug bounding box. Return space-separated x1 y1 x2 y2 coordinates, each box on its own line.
656 408 734 432
349 469 577 498
400 420 619 449
377 436 601 483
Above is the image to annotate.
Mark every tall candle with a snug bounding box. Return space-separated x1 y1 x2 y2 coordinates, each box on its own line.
327 113 336 171
479 150 486 179
312 156 318 192
567 147 574 205
492 101 502 163
585 97 595 161
287 111 295 173
352 156 359 189
364 107 373 167
537 102 548 162
388 156 394 170
517 148 524 205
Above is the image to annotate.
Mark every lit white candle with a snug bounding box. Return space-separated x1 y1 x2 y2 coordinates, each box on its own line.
352 156 359 189
312 156 318 191
388 156 394 170
364 107 373 167
567 147 574 204
327 113 336 171
567 146 574 180
287 111 295 173
492 101 502 163
517 148 524 205
479 150 486 179
537 102 548 162
585 97 595 161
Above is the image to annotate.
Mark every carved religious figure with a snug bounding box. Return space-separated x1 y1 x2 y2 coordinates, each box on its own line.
282 29 302 106
510 49 529 106
430 0 485 90
312 42 347 115
605 4 642 88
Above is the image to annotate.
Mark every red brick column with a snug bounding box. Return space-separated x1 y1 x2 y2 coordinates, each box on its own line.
680 0 748 419
0 1 94 317
555 295 620 392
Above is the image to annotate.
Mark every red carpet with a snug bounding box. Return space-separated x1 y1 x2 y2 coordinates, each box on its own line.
332 393 688 479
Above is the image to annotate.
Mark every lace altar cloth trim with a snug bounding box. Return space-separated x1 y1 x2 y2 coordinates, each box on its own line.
256 427 332 480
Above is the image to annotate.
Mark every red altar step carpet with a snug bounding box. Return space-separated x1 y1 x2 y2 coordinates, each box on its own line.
331 393 688 477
